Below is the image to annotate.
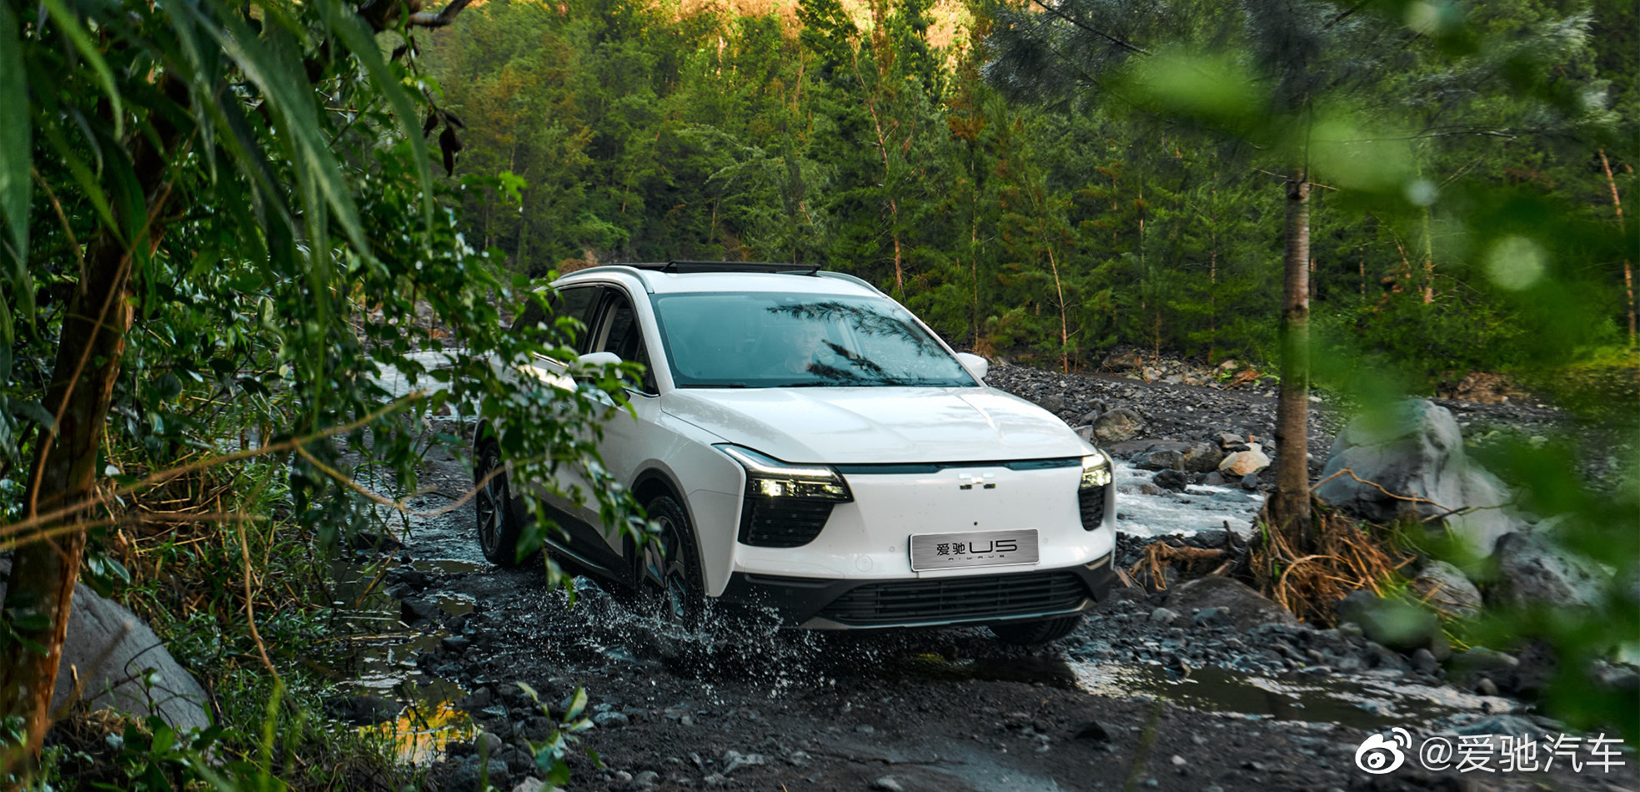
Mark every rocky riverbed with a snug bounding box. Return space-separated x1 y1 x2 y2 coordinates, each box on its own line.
321 364 1634 792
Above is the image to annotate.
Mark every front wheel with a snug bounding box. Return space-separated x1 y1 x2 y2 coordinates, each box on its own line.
475 442 523 567
633 494 705 626
989 615 1083 645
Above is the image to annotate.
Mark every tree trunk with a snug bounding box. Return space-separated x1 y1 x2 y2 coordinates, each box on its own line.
1272 172 1312 541
4 235 135 756
1598 149 1634 348
2 79 182 758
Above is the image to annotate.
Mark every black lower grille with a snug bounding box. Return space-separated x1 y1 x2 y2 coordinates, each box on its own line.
819 571 1089 626
1079 486 1107 530
739 497 834 547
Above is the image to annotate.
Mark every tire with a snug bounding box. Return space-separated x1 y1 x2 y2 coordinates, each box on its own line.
632 494 705 626
474 442 523 567
989 614 1083 645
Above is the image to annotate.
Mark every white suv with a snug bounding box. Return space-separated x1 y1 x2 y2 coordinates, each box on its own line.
473 261 1117 644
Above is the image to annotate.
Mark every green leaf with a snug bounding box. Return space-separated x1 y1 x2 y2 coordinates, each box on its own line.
320 1 434 229
0 0 31 334
546 758 571 788
563 687 587 720
39 0 123 137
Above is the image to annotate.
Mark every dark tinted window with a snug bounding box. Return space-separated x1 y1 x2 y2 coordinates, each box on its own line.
596 293 656 394
651 292 975 388
511 286 600 352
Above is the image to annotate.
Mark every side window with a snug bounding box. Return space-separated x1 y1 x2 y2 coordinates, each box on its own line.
511 286 601 353
596 293 657 394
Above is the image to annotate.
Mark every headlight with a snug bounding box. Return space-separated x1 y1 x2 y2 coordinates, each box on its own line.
719 445 853 502
1080 452 1112 490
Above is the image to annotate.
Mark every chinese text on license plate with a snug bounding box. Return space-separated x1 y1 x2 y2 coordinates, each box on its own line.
909 529 1039 572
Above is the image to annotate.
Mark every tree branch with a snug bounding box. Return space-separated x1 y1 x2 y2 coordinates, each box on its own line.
407 0 473 29
1027 0 1150 56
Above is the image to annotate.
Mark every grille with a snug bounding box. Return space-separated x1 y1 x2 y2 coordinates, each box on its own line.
819 571 1089 626
1079 486 1107 531
738 497 835 547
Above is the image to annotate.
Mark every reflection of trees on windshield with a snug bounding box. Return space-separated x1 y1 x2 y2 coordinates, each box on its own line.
765 301 953 386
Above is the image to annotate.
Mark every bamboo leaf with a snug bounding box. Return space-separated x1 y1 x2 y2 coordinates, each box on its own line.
205 9 369 259
39 0 124 137
321 0 435 227
0 0 32 329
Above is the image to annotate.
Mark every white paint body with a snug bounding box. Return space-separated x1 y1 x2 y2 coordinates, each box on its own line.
498 268 1116 601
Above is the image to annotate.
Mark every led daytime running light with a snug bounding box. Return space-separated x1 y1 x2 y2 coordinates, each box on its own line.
1080 453 1112 489
721 446 853 502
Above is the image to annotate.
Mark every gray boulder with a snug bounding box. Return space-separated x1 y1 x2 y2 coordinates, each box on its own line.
1181 442 1224 474
50 583 209 731
1410 560 1483 620
1165 576 1298 631
1092 407 1146 445
1489 531 1606 610
1152 469 1189 492
1315 400 1525 552
1336 590 1449 659
1136 449 1184 471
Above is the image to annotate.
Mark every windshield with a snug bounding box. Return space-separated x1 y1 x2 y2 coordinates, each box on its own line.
651 291 977 388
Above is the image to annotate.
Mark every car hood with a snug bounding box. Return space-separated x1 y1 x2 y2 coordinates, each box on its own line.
661 387 1091 464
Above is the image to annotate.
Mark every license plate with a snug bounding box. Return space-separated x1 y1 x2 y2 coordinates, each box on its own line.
909 529 1039 572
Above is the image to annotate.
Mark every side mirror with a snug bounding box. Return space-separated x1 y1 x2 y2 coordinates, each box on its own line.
572 351 622 374
956 352 989 381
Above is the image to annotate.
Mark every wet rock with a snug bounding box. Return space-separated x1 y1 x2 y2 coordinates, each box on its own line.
1137 449 1185 471
1336 591 1447 658
1072 720 1111 741
1191 607 1228 628
402 597 440 623
871 776 906 792
1410 560 1483 620
720 750 765 775
1412 648 1440 675
473 731 506 757
1165 576 1298 631
441 635 473 654
1203 471 1227 486
499 745 534 774
1315 400 1525 551
1590 660 1640 693
1475 677 1499 696
1149 607 1180 626
324 694 399 725
1153 469 1189 492
1240 473 1260 490
1181 442 1224 473
460 688 495 711
1218 443 1271 477
1490 531 1606 610
1093 407 1147 444
594 711 631 729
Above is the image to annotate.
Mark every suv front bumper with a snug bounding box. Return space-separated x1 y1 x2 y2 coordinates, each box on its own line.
717 554 1117 629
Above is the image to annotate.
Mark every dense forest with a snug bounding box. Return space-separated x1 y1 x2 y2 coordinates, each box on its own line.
422 0 1636 389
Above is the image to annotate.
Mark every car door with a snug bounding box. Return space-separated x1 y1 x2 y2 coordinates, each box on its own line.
507 285 609 551
577 286 662 561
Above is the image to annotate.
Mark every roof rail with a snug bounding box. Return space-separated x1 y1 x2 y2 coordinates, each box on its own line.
814 271 882 294
624 260 823 275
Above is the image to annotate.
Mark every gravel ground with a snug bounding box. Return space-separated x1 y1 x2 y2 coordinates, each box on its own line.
319 365 1634 792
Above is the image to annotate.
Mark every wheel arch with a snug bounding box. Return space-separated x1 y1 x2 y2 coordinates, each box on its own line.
627 467 706 571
